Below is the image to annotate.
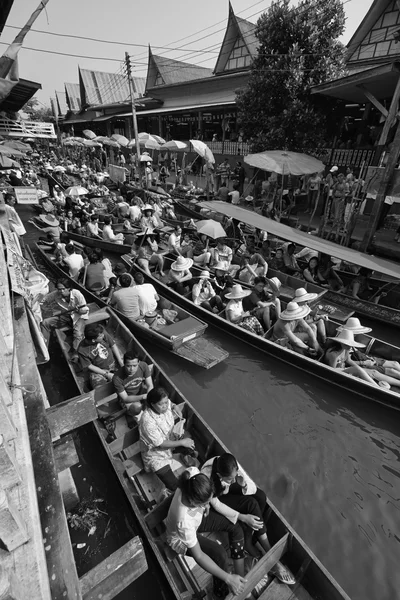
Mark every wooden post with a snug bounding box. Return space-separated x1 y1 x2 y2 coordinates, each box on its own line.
0 487 29 552
0 436 21 489
378 74 400 146
360 120 400 251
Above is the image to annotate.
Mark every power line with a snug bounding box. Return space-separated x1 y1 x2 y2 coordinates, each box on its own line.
0 40 123 62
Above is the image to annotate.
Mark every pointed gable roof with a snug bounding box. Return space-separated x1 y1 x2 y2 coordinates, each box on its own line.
55 90 69 116
64 83 81 112
214 2 258 75
145 46 213 89
78 68 145 107
346 0 400 68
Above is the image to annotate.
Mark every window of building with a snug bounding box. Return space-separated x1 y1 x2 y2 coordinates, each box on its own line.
225 37 252 71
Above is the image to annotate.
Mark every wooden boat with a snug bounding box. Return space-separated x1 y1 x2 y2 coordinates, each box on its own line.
122 253 400 409
197 201 400 328
55 307 352 600
34 243 228 369
65 230 134 255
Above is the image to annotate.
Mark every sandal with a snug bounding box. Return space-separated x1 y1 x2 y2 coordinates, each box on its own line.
271 562 295 585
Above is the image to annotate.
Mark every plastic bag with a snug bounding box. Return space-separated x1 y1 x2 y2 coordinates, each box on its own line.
162 309 178 324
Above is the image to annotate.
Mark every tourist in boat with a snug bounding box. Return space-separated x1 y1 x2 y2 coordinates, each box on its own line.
225 284 265 336
321 330 379 386
85 252 106 294
345 267 385 304
211 239 240 277
112 350 154 419
192 233 212 268
201 453 295 584
260 239 272 262
102 215 125 245
86 214 101 238
112 196 130 220
292 287 327 344
269 247 285 271
62 243 84 281
132 272 159 315
281 243 300 275
77 323 124 389
316 254 344 291
242 276 281 331
238 252 268 285
29 214 62 243
271 301 320 355
165 467 247 598
192 271 224 313
110 273 141 321
136 233 165 277
302 256 321 284
139 387 197 491
140 205 159 233
127 197 142 224
52 184 66 208
92 248 114 287
168 225 194 259
167 256 193 295
41 278 89 351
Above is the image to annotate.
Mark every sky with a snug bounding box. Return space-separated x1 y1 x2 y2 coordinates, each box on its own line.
0 0 368 108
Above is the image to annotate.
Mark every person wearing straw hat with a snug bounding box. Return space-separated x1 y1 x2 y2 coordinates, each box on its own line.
271 302 320 354
243 276 281 331
321 330 380 386
225 284 264 336
168 256 194 295
293 287 327 345
140 204 159 233
211 239 240 278
29 214 62 242
192 271 224 313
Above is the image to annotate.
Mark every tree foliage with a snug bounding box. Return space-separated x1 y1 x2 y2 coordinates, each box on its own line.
236 0 346 151
22 98 53 122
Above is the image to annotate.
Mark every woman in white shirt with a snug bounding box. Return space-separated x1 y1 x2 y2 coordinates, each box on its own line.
202 454 295 584
102 216 124 245
165 467 247 598
192 271 223 313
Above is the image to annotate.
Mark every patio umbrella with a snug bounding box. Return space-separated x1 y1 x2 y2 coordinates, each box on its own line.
83 129 97 140
94 136 120 148
83 139 102 147
111 134 129 147
53 165 66 172
0 156 20 169
150 134 166 144
160 140 187 151
0 145 25 157
129 135 160 150
65 186 89 197
244 150 325 176
195 219 226 239
190 140 215 164
139 155 153 162
4 140 32 152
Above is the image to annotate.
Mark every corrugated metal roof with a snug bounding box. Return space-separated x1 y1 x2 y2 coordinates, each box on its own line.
55 90 69 116
65 83 81 112
0 78 41 113
146 50 213 89
79 68 145 107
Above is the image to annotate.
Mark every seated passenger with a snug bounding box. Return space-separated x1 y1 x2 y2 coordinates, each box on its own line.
77 323 124 389
271 301 320 354
269 247 285 272
133 271 159 315
140 205 159 233
112 350 153 419
192 233 212 268
136 233 165 277
322 330 379 386
201 454 295 583
211 239 240 277
293 287 327 344
168 225 193 259
110 273 140 320
102 215 124 244
85 251 106 293
225 284 264 336
165 468 247 598
317 254 344 291
167 256 193 295
281 242 300 275
192 271 223 313
346 267 386 304
139 387 196 491
238 253 268 285
86 214 101 238
243 276 281 330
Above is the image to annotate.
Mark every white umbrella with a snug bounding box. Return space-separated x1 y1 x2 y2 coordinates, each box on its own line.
94 136 120 148
150 134 166 144
83 139 102 147
195 219 226 239
53 165 66 172
161 140 187 151
190 140 215 164
111 134 129 147
128 138 160 150
244 150 325 176
65 186 89 197
139 155 153 162
83 129 97 140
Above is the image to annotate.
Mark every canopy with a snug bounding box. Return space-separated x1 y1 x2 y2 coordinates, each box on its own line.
190 140 215 164
199 201 400 280
161 140 187 151
244 150 325 176
195 219 226 239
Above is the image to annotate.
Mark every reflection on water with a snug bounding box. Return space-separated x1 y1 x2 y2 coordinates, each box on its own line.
147 324 400 600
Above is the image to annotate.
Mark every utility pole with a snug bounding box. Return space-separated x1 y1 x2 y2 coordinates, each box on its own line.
125 52 141 187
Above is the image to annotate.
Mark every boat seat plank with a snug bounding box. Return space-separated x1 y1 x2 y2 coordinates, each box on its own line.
258 578 313 600
158 316 205 340
109 428 139 456
173 337 229 369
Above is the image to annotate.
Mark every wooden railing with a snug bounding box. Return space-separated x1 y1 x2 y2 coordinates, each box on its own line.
0 117 56 139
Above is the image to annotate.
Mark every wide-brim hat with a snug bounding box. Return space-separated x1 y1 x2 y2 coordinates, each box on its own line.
327 329 366 348
143 204 155 213
39 214 60 226
266 277 281 296
171 256 193 271
213 261 229 272
338 317 372 334
199 270 211 279
225 284 252 300
293 287 318 303
280 301 310 321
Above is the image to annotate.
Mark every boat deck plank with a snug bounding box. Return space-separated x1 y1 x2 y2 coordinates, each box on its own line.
259 578 313 600
173 336 229 369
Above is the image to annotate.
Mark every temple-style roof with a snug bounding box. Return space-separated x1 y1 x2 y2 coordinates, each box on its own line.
145 48 213 89
78 68 145 108
214 2 258 75
64 83 81 112
346 0 400 70
55 90 68 116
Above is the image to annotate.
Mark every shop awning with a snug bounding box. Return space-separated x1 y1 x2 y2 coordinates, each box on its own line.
311 61 400 103
0 77 41 112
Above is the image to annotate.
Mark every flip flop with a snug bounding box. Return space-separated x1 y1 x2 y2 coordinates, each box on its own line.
271 563 296 585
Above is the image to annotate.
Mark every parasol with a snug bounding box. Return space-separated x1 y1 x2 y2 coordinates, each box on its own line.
195 219 226 239
189 140 215 164
150 134 166 144
0 156 20 169
83 130 97 140
160 140 187 151
53 165 66 172
140 155 153 162
65 186 89 197
244 150 325 176
83 139 102 147
4 140 32 152
0 145 25 157
94 136 120 148
111 134 129 147
128 137 160 150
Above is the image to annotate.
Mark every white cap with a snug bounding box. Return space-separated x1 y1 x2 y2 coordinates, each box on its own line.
330 166 338 173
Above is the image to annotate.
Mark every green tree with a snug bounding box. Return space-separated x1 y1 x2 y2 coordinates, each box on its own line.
22 98 54 122
236 0 346 151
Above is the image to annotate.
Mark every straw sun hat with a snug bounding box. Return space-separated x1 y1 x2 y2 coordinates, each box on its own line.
225 284 252 300
266 277 282 296
280 301 310 321
199 270 211 279
142 204 155 213
38 213 60 226
327 329 366 348
338 317 372 334
171 256 193 271
293 287 318 303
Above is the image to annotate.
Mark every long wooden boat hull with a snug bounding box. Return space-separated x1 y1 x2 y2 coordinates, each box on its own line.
67 230 133 255
55 307 351 600
34 243 228 369
122 254 400 409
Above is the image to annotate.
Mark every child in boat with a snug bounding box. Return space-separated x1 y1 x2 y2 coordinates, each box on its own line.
201 453 295 584
139 388 197 491
165 467 247 598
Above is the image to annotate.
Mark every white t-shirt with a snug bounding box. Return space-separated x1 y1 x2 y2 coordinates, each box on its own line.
168 232 181 252
136 283 158 314
63 253 84 279
128 205 142 221
229 190 240 205
165 488 205 554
